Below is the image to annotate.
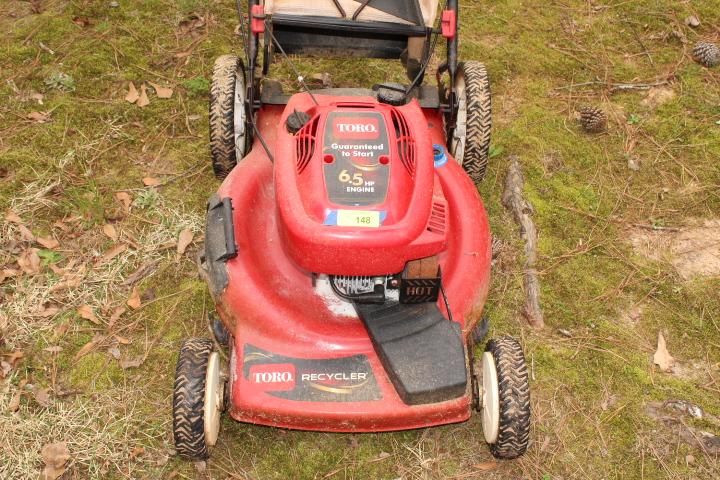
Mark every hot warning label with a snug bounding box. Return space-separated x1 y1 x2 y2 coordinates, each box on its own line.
322 111 390 207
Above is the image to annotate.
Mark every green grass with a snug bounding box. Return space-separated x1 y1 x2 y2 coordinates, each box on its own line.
1 0 719 478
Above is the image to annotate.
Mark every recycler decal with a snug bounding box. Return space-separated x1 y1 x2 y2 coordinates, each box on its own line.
242 344 381 402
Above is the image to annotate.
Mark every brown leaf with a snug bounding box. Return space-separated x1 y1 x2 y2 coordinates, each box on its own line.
102 223 118 241
74 340 96 360
474 461 499 472
137 84 150 107
122 260 158 286
176 228 194 257
8 379 27 412
114 335 131 345
149 82 173 99
38 305 60 318
28 111 51 123
115 191 132 213
142 176 161 186
77 305 100 325
126 286 141 309
125 81 139 103
97 243 128 265
44 346 63 354
5 211 23 224
18 224 35 242
36 236 60 249
108 306 126 328
17 248 41 275
41 442 70 480
72 15 91 27
653 332 675 372
120 355 145 369
33 387 52 407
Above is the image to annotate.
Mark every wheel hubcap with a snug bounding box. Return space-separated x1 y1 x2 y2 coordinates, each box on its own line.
204 352 223 446
481 351 500 444
451 71 468 165
233 70 246 161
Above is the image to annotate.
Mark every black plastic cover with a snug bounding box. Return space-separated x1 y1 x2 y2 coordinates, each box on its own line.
204 194 237 296
354 302 467 405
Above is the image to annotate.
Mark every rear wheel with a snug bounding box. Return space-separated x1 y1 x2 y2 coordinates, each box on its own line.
481 336 531 459
173 338 224 460
210 55 250 179
448 61 492 184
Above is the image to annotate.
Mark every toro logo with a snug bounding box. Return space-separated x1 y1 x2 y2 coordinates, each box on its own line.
248 363 296 391
333 116 380 140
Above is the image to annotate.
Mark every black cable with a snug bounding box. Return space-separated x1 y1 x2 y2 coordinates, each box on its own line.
404 0 449 96
264 19 320 106
439 280 454 324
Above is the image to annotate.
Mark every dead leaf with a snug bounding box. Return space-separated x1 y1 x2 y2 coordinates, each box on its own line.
641 87 676 109
130 446 145 460
28 111 51 123
114 335 131 345
474 461 499 471
36 236 59 249
33 387 52 407
122 261 158 286
137 84 150 107
72 16 91 27
18 224 35 242
120 356 145 369
142 176 161 186
149 82 173 99
126 287 141 309
102 223 118 241
74 340 96 360
44 346 63 354
5 211 23 223
41 442 70 480
115 191 132 213
8 379 27 412
38 305 60 318
17 248 41 275
176 228 194 257
125 81 139 103
108 307 126 328
77 305 100 324
108 346 121 359
97 243 128 265
653 332 675 372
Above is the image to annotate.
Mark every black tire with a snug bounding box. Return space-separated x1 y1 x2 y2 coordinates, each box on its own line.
449 61 492 184
210 55 248 179
485 336 531 459
173 338 214 460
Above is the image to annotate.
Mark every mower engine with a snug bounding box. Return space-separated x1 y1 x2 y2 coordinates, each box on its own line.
274 95 448 304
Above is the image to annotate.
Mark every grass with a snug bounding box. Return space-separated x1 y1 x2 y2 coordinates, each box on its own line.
1 0 719 479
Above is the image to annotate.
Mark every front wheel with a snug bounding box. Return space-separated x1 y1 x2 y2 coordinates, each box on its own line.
480 336 531 459
173 338 224 460
447 61 492 184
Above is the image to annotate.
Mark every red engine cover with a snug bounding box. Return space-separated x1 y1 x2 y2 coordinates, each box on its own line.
274 95 447 275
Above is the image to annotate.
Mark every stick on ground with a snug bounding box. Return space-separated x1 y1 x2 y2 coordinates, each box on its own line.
502 157 544 328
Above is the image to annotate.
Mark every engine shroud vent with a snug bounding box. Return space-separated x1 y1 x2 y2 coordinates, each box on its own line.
427 200 447 235
332 275 376 295
295 114 320 174
391 109 416 177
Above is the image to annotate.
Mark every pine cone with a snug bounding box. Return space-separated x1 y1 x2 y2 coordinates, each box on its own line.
692 41 719 68
579 106 607 133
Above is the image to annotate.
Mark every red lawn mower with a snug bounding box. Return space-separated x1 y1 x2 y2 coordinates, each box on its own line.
173 0 531 463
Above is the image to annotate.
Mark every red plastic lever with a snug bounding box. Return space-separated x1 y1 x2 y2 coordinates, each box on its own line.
441 10 456 39
251 4 265 34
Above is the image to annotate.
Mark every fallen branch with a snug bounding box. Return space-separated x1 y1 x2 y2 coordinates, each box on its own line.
502 157 544 328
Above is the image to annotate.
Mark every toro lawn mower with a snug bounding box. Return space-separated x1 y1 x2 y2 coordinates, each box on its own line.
173 0 531 463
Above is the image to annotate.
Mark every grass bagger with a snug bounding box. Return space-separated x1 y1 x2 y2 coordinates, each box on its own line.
173 0 531 462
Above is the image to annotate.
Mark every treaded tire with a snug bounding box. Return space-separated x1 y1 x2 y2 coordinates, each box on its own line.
173 338 214 460
210 55 247 179
485 336 531 459
449 61 492 184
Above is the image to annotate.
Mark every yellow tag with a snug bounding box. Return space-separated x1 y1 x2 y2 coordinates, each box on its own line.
336 210 380 228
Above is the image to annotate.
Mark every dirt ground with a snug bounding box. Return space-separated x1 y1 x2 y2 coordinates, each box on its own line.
1 1 719 479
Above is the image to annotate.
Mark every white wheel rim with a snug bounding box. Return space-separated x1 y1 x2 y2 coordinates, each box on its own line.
451 71 468 165
481 352 500 444
233 69 246 161
204 352 222 446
